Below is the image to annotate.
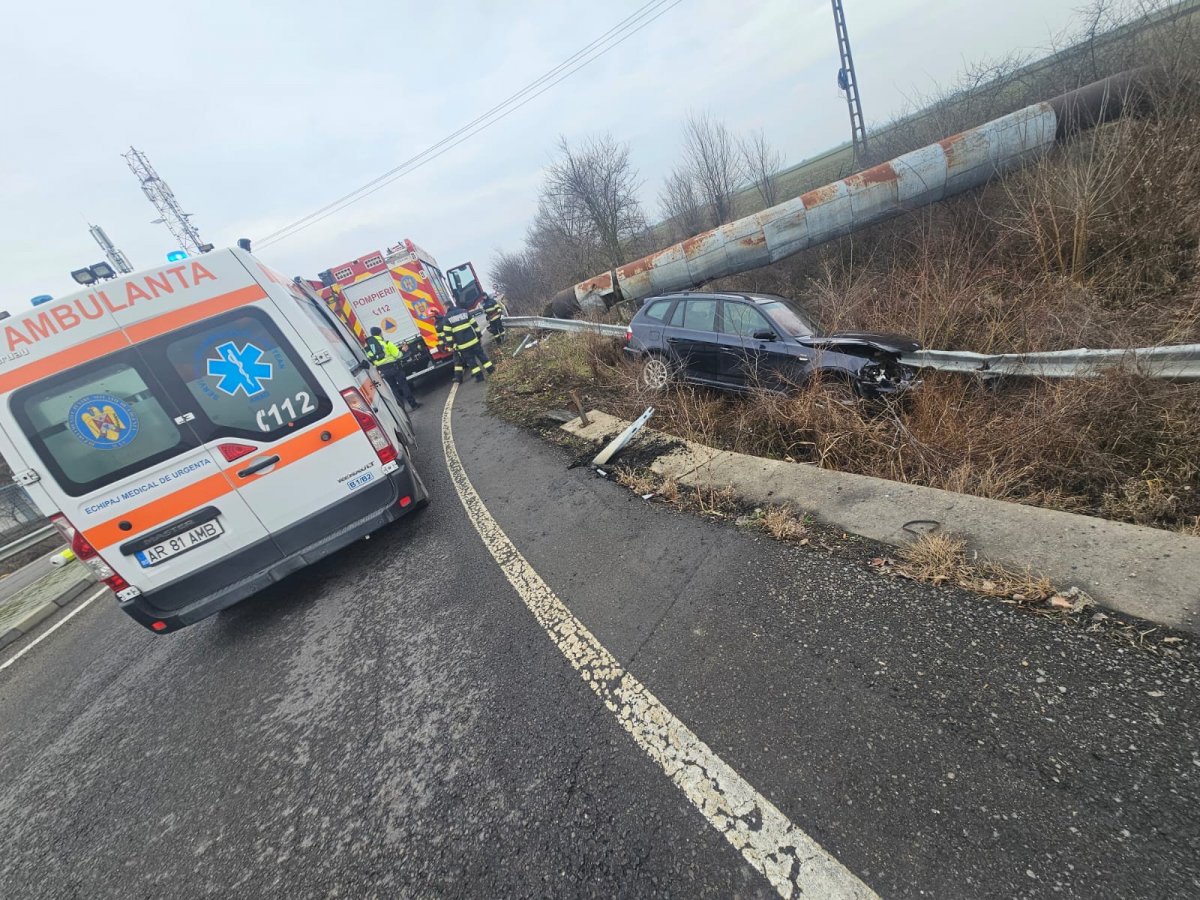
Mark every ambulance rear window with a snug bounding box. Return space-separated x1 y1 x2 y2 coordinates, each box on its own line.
14 357 188 497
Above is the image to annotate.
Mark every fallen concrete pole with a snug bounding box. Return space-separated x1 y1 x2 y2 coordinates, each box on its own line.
566 71 1147 311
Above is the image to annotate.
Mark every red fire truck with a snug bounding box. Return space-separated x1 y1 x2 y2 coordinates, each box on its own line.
307 239 457 378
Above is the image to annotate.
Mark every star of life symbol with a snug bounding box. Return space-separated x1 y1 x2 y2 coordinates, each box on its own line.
207 341 273 397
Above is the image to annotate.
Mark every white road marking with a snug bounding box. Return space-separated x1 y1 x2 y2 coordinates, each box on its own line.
441 384 877 899
0 587 108 673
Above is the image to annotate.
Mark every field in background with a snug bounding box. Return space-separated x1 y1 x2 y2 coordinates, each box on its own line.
645 0 1200 249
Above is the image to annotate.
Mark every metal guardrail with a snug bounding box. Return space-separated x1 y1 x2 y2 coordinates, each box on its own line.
503 316 627 338
0 525 58 563
899 344 1200 379
504 317 1200 380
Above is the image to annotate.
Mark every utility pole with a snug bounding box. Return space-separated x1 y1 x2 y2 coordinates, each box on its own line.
832 0 868 163
88 224 134 274
123 146 212 256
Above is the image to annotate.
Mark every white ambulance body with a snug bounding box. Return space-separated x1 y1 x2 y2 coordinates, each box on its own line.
0 247 428 633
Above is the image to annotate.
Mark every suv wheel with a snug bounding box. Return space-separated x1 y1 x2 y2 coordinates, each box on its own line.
641 354 674 391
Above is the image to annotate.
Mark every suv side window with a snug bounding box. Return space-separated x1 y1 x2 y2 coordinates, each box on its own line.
722 301 774 338
641 299 672 323
669 298 719 333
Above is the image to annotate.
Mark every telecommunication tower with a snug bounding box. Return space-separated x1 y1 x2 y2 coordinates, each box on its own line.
123 146 211 255
88 224 134 274
832 0 868 162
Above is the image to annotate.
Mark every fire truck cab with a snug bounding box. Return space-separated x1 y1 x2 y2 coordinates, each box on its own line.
310 240 456 379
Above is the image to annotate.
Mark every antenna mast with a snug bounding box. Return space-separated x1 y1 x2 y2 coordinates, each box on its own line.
832 0 868 163
88 224 134 274
123 146 210 255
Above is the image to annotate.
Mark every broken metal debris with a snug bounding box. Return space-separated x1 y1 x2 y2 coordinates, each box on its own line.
591 407 655 468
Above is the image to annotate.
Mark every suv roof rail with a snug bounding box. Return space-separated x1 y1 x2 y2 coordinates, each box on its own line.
649 290 755 301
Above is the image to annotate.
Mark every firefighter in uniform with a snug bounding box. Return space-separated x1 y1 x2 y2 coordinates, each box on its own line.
439 302 494 383
435 314 464 384
481 293 506 343
366 327 421 410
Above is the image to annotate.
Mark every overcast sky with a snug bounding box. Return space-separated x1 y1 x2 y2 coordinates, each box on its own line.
1 0 1102 314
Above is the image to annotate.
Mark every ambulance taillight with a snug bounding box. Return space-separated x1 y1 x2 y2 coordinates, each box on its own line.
50 513 129 593
340 388 399 465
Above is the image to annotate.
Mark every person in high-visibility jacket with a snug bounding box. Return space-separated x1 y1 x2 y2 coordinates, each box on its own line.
439 302 494 383
366 327 421 410
481 293 506 343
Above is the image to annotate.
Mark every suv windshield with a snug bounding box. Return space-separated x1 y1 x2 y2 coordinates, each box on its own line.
760 300 817 337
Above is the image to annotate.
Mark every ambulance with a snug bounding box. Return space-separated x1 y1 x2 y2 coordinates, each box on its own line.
308 239 457 379
0 247 429 633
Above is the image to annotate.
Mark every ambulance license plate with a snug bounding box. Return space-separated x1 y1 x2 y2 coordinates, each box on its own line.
136 520 224 568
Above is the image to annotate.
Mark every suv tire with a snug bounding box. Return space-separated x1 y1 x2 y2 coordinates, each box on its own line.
640 354 675 391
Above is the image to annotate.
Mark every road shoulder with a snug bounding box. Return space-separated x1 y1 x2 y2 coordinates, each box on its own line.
563 409 1200 635
0 560 96 652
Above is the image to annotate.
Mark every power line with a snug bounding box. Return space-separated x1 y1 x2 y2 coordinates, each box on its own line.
257 0 685 249
257 0 672 245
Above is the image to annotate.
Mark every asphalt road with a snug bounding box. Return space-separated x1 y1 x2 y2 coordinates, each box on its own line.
1 370 1198 898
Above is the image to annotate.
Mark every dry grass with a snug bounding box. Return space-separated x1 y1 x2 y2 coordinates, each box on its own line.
893 533 1058 607
691 484 738 518
615 468 659 496
751 505 810 542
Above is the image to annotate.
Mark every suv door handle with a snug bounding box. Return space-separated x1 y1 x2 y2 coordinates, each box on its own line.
237 455 281 478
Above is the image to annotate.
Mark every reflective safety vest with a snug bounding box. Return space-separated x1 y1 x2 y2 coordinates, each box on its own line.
440 306 481 350
366 335 400 366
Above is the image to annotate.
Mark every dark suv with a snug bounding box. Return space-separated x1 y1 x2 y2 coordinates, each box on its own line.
624 292 920 398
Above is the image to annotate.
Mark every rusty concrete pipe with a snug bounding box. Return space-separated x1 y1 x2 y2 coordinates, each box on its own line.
1048 69 1151 140
568 70 1149 310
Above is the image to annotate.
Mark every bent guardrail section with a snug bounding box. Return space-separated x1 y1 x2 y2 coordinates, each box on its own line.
502 317 1200 380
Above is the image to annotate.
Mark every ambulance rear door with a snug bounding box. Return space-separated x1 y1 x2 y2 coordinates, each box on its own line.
10 336 280 601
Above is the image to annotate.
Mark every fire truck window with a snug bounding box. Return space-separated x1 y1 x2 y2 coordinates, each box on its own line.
423 262 455 308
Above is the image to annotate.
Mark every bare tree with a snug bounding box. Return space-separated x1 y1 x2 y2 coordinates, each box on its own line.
525 190 604 292
490 249 547 314
740 130 785 209
681 112 745 227
658 167 706 240
542 133 646 271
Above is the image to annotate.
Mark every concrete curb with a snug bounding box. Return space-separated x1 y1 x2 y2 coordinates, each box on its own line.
563 411 1200 635
0 576 98 652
